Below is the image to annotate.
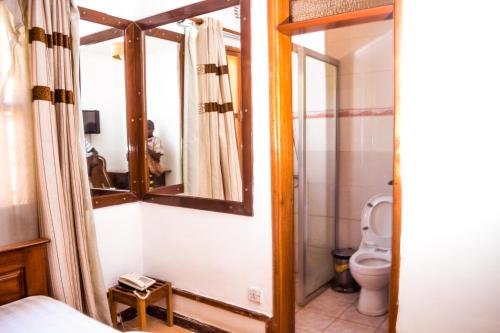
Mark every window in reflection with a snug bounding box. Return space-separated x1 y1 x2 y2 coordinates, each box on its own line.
80 35 129 192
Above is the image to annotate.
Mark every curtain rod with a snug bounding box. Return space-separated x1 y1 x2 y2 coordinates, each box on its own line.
186 17 240 36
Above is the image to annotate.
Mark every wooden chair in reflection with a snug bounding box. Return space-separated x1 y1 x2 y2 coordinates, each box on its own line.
88 155 113 189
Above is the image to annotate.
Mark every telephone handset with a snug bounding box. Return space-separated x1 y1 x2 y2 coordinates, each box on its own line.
118 273 156 291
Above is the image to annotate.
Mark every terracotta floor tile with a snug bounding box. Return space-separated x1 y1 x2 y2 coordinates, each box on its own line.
122 315 190 332
304 293 352 318
324 319 376 333
295 328 312 333
321 288 360 305
378 316 389 329
295 308 336 333
339 304 386 328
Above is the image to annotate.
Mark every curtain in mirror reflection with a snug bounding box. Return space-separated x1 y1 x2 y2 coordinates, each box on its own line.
182 18 242 201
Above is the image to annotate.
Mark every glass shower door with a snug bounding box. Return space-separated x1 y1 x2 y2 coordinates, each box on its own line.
294 45 339 305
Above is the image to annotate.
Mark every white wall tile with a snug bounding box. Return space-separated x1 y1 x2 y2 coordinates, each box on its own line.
337 218 361 249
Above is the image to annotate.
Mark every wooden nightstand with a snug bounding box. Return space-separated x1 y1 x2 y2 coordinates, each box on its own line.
108 278 173 330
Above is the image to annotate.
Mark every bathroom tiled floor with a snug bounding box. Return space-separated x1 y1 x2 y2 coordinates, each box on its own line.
295 288 388 333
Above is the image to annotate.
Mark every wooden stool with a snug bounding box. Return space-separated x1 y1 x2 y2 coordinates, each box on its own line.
108 278 173 330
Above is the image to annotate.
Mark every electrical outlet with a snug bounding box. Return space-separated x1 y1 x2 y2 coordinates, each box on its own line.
248 287 263 304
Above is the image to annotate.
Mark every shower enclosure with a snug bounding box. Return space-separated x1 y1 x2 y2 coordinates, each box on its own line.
293 45 339 305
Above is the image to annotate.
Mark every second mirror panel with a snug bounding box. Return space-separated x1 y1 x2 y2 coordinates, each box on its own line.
145 5 244 202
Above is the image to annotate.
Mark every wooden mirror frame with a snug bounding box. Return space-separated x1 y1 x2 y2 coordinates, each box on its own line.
79 8 139 209
78 0 253 216
137 0 253 216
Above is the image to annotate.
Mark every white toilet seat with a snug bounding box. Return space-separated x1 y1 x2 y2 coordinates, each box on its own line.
352 193 393 274
361 194 393 250
350 249 391 276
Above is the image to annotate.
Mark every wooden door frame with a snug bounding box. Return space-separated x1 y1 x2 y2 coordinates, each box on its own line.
268 1 401 332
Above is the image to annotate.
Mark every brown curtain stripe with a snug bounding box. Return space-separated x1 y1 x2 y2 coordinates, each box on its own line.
29 27 72 49
199 64 229 76
217 65 229 75
54 89 75 104
32 85 74 104
32 85 53 102
201 102 234 113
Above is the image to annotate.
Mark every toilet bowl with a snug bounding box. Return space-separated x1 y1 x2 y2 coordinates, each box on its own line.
349 194 393 316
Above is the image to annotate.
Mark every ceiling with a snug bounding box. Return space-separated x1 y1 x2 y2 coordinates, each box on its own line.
76 0 240 36
75 0 199 21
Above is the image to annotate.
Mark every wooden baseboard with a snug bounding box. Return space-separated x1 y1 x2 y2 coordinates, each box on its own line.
118 306 230 333
148 305 230 333
118 288 273 333
118 306 137 322
173 287 271 323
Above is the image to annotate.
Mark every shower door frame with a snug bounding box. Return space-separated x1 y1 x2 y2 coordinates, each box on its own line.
293 44 340 306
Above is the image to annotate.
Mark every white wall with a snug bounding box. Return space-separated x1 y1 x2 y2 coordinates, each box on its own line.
91 0 273 325
398 1 500 332
293 31 325 54
94 203 143 288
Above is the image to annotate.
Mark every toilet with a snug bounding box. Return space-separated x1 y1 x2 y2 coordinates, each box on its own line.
349 193 393 316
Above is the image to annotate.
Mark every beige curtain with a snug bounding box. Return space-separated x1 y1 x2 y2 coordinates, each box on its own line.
28 0 110 324
0 0 39 246
184 18 242 201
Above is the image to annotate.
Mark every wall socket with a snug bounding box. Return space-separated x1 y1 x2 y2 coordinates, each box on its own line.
248 287 263 304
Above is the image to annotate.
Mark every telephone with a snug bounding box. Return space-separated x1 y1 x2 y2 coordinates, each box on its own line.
118 273 156 291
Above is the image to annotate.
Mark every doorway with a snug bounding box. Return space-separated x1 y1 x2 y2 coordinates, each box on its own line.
292 19 394 332
268 2 400 333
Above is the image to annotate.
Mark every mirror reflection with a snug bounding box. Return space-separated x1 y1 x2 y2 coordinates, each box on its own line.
145 35 182 188
80 30 129 193
145 6 244 202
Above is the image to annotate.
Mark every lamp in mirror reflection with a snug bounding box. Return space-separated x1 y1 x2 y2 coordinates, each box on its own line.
111 41 124 60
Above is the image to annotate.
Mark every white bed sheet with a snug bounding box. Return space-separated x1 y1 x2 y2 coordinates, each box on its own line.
0 296 145 333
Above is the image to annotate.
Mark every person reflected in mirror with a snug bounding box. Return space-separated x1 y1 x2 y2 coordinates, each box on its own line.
147 120 166 187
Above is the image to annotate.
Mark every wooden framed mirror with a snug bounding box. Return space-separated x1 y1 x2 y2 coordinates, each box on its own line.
139 0 253 216
77 0 253 215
